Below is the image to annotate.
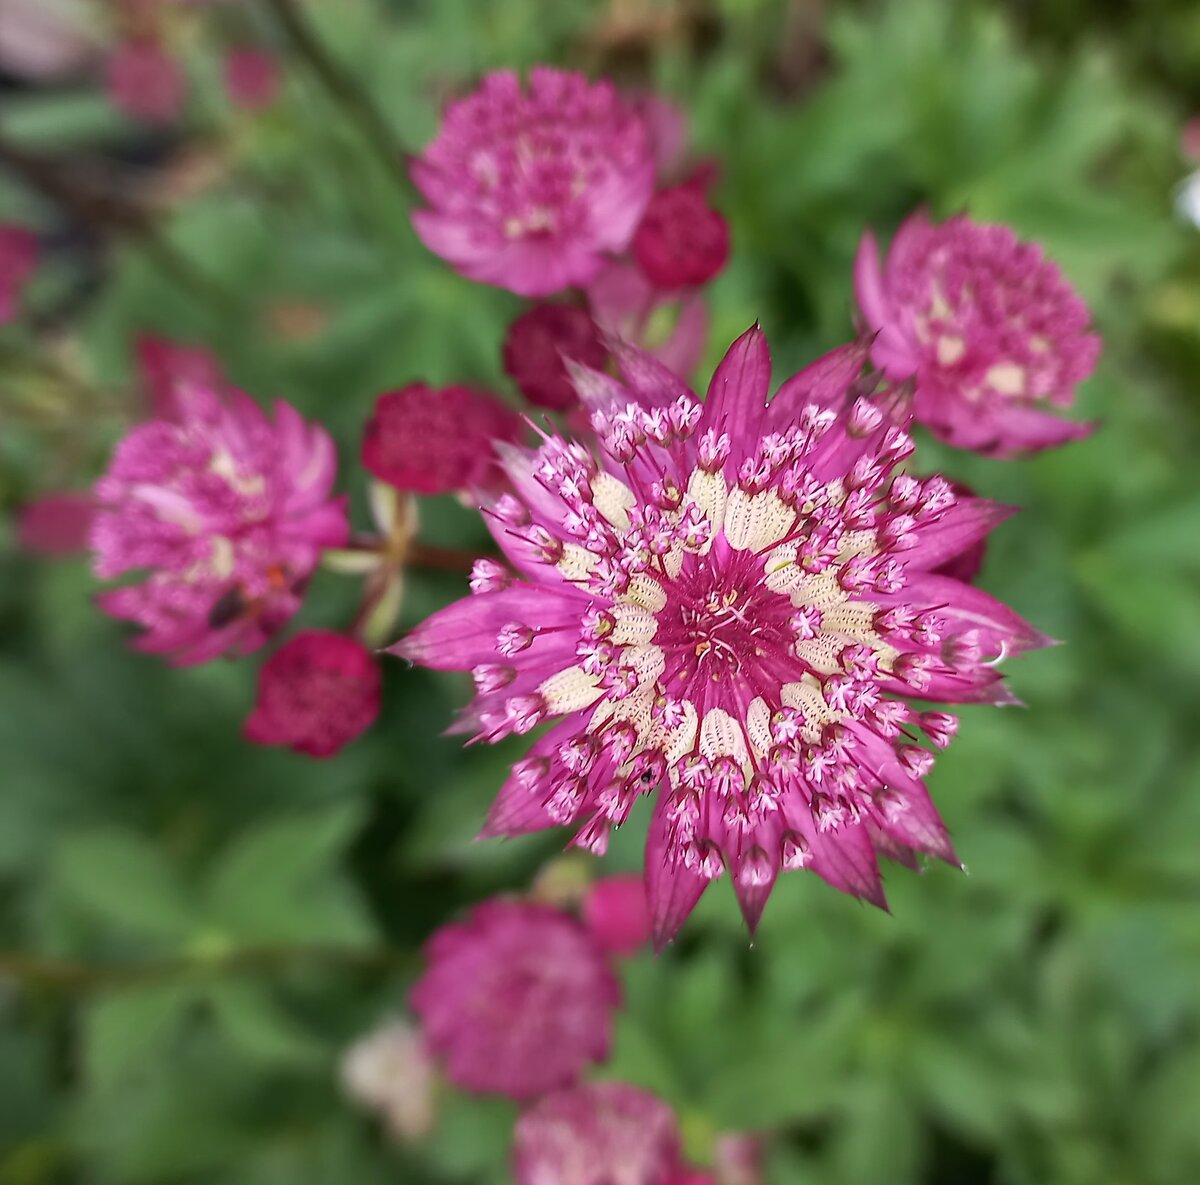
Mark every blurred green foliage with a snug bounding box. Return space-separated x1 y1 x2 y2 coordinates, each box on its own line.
2 1 1200 1183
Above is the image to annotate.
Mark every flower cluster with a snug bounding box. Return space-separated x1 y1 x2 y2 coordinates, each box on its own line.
856 211 1099 454
392 326 1048 941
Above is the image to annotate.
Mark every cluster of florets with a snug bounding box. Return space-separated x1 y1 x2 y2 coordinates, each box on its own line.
393 327 1047 942
856 211 1099 454
91 385 348 663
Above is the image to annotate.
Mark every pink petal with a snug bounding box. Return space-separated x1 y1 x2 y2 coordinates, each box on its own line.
905 498 1016 572
701 324 771 463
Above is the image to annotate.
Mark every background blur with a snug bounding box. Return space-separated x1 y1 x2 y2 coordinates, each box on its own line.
3 1 1200 1183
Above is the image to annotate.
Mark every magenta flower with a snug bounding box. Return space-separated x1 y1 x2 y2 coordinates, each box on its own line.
362 383 523 496
0 224 38 323
633 182 730 290
503 303 608 411
410 899 620 1100
411 68 655 297
224 48 280 112
16 492 93 556
136 334 226 419
245 630 380 758
91 386 347 664
855 211 1099 455
391 327 1049 943
105 40 185 125
582 874 651 957
513 1082 699 1185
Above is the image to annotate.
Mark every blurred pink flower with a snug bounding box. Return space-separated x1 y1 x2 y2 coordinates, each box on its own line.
0 0 101 81
390 327 1049 943
105 39 185 124
0 224 38 324
362 383 523 495
582 874 651 957
412 68 655 297
410 899 620 1100
587 260 708 380
224 47 280 111
514 1081 698 1185
16 492 93 555
136 334 226 419
855 211 1099 455
91 386 347 664
245 630 380 757
633 182 730 290
503 302 608 411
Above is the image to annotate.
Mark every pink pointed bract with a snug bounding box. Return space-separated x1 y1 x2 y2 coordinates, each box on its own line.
855 212 1100 456
410 899 620 1101
91 386 347 664
389 326 1049 944
411 68 655 297
513 1082 689 1185
362 383 523 495
135 334 226 419
245 630 380 758
0 224 38 324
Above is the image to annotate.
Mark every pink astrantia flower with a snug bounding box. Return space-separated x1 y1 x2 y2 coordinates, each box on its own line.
411 68 655 297
0 224 38 323
633 182 730 290
362 383 523 496
16 492 94 556
582 874 651 957
514 1082 700 1185
855 212 1099 456
105 39 185 124
91 386 347 664
224 48 280 111
410 899 620 1100
390 326 1049 943
245 630 380 757
136 334 226 419
503 303 609 411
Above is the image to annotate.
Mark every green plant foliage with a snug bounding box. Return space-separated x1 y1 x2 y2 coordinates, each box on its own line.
2 1 1200 1183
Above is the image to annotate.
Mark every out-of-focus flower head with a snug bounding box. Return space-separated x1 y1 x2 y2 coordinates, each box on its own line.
362 383 523 496
514 1081 702 1185
91 386 347 664
0 0 100 80
135 334 226 419
587 260 708 381
410 898 620 1100
0 224 38 324
582 873 651 957
224 47 280 111
411 68 655 297
633 181 730 291
105 38 185 124
16 493 94 556
340 1018 436 1142
390 327 1048 943
503 303 609 411
245 630 380 757
855 211 1099 456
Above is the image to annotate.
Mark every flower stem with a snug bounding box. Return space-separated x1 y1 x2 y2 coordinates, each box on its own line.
260 0 412 195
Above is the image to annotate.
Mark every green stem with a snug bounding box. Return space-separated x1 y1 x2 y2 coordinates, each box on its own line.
260 0 412 195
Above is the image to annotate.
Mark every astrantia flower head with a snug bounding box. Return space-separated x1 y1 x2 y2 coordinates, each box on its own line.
245 630 380 757
392 327 1049 943
224 47 280 111
105 39 185 125
0 223 38 323
410 899 620 1100
362 383 523 495
633 181 730 290
513 1082 690 1185
503 302 609 411
91 387 347 664
856 211 1100 455
412 68 655 297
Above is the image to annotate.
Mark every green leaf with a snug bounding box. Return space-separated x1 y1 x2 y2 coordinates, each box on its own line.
206 982 327 1068
54 829 196 942
84 982 197 1090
